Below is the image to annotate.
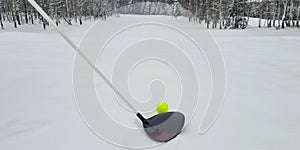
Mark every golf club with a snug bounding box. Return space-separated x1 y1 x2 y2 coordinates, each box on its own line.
27 0 185 142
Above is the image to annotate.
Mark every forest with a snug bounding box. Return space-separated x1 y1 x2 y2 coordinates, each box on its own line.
0 0 299 29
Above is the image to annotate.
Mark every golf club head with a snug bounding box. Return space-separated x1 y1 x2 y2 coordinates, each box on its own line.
137 112 185 142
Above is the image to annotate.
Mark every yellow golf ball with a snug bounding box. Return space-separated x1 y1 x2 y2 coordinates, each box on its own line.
156 102 169 114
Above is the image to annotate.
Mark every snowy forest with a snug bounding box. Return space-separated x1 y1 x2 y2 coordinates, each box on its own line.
0 0 300 29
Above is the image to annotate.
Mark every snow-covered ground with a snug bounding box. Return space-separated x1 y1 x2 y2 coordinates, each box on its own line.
0 15 300 150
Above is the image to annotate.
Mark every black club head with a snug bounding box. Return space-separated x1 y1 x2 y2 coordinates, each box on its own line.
137 112 185 142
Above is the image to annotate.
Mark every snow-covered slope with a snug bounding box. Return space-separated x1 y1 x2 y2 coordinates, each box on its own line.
0 15 300 150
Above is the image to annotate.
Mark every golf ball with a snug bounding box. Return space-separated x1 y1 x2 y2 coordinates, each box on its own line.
156 102 168 114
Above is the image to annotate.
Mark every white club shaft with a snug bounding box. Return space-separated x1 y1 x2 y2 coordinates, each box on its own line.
27 0 138 113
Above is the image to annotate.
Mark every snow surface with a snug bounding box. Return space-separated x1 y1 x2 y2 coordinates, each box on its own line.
1 15 300 150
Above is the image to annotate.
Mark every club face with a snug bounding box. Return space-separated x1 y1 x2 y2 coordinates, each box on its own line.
142 112 185 142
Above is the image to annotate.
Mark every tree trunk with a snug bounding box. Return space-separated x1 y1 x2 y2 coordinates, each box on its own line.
259 0 263 28
42 18 46 29
188 0 192 22
55 3 60 26
0 13 4 30
73 0 78 23
42 0 48 29
195 0 199 22
16 13 21 25
281 0 287 29
30 6 34 24
297 0 300 27
288 0 294 27
277 0 281 27
206 0 210 28
272 0 277 27
219 0 223 29
78 0 83 25
89 0 93 19
246 0 252 27
12 0 18 28
65 0 72 25
23 0 29 24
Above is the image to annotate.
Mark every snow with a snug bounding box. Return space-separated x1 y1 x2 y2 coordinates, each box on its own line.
1 15 300 149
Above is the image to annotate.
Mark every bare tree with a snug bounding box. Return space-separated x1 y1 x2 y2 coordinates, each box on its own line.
0 12 3 29
12 0 18 28
281 0 288 28
0 0 3 29
258 0 264 28
297 0 300 27
272 0 278 27
64 0 72 25
287 0 294 27
219 0 223 29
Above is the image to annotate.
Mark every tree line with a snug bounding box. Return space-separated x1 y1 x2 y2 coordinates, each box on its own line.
0 0 114 29
0 0 300 30
184 0 300 29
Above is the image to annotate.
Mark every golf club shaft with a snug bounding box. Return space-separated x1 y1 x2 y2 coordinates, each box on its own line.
27 0 138 113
